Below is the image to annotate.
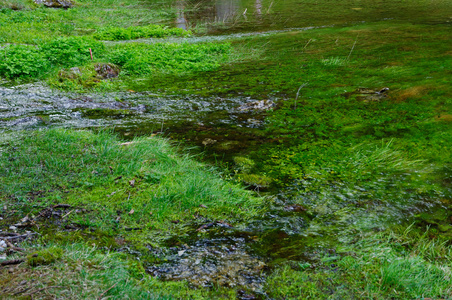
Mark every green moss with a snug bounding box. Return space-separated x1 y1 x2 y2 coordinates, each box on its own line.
239 173 272 188
27 246 64 267
233 156 255 173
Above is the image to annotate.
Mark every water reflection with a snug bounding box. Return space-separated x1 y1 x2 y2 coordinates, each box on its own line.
216 0 240 21
175 1 187 30
172 0 452 34
255 0 262 16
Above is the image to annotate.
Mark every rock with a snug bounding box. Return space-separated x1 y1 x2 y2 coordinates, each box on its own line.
246 118 263 128
0 240 6 252
34 0 74 8
202 138 217 146
94 63 120 79
238 100 275 112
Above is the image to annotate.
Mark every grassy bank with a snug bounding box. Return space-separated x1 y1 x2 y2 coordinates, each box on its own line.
0 129 263 298
0 0 178 44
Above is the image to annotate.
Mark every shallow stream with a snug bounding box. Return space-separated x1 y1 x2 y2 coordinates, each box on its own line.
1 0 451 296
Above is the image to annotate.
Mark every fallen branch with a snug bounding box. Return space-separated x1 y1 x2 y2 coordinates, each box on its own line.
0 232 37 241
0 259 25 266
5 240 25 252
0 232 19 237
98 282 118 299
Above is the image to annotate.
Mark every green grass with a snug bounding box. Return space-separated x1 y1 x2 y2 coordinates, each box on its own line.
1 0 451 297
0 129 262 244
0 0 178 44
0 35 234 91
0 129 264 298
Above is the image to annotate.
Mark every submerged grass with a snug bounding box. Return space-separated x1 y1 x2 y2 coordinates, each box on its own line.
1 0 451 298
265 228 452 299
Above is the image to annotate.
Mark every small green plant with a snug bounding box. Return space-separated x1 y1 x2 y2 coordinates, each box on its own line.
127 260 146 279
27 246 64 266
41 36 105 67
0 44 49 78
108 42 231 75
93 24 191 41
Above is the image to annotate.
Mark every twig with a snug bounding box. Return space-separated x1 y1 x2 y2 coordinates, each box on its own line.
0 232 19 237
0 233 37 241
98 282 118 299
295 83 307 109
54 204 72 209
266 1 273 14
347 35 359 60
23 286 62 296
62 210 74 219
303 39 312 50
5 240 25 252
0 259 25 266
13 287 33 295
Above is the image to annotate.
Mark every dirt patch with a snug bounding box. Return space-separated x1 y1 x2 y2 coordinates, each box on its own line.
435 114 452 122
393 86 430 102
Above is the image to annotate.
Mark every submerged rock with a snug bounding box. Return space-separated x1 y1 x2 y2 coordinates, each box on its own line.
238 100 275 112
34 0 74 8
147 238 265 291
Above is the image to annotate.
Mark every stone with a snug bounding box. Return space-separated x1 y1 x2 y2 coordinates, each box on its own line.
94 63 120 79
202 138 217 146
34 0 74 8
